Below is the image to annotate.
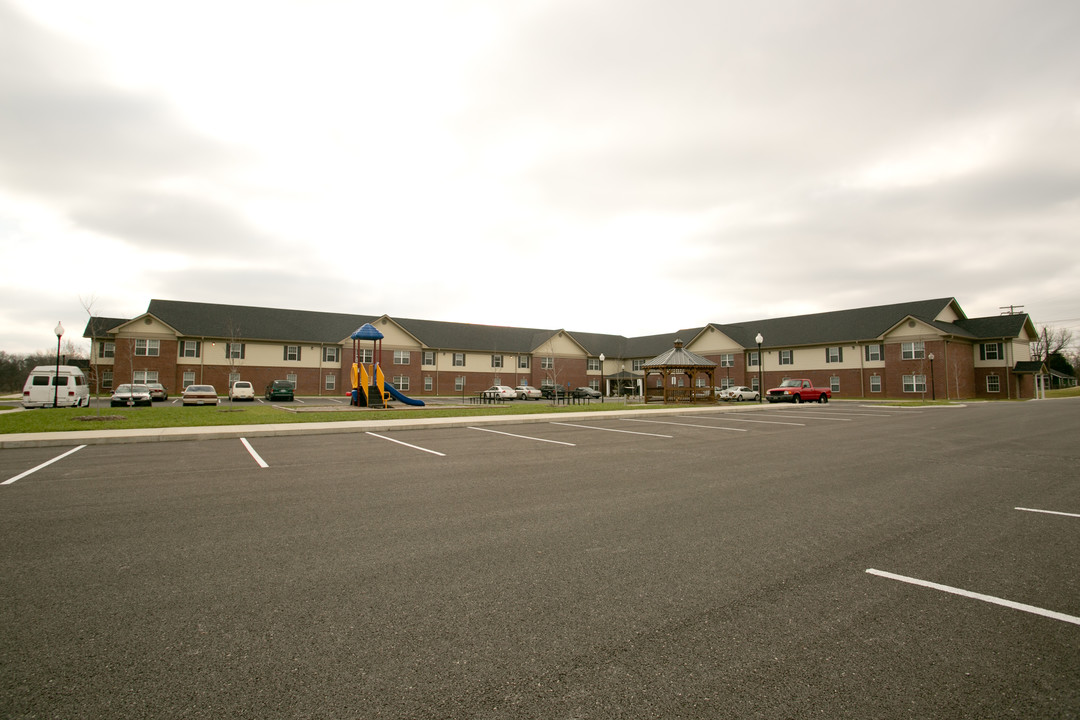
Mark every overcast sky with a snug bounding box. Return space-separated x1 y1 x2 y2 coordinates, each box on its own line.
2 0 1078 355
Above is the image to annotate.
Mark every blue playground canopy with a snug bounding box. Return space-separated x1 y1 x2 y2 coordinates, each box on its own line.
351 323 384 341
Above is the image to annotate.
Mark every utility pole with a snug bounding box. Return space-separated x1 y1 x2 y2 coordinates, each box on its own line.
999 305 1025 315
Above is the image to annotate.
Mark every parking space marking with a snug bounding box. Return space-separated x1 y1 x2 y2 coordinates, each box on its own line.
866 568 1080 626
550 422 673 438
621 418 747 432
1015 507 1080 519
468 427 576 446
816 410 895 417
859 405 922 412
679 415 805 427
365 432 446 456
765 412 852 421
240 438 270 468
3 445 87 485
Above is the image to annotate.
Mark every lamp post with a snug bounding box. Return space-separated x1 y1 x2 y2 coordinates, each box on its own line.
599 353 605 403
755 332 763 403
53 321 64 408
928 352 936 401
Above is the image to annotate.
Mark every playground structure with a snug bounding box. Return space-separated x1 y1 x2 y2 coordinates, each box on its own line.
350 323 425 407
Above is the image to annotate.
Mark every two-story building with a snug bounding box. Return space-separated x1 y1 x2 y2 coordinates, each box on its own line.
83 297 1041 401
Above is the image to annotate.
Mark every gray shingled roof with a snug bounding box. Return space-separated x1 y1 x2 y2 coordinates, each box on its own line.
83 317 131 338
146 299 375 343
711 298 959 348
643 341 717 368
392 317 559 353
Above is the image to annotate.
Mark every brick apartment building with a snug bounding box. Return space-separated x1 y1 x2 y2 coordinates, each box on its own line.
83 297 1042 401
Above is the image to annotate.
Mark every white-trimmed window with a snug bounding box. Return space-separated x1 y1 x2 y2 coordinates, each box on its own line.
748 351 760 367
903 374 927 393
180 340 200 358
587 357 600 371
454 376 465 391
632 359 644 372
424 376 433 391
99 342 115 359
751 377 759 391
286 373 297 388
133 370 159 384
720 377 735 389
284 345 301 361
394 350 411 365
518 355 530 369
325 374 336 391
134 339 160 357
358 348 373 364
986 375 1001 393
453 353 466 367
902 341 925 360
589 379 600 391
719 353 734 368
225 343 245 360
423 351 435 366
830 376 840 392
102 371 114 389
695 376 708 387
182 371 195 388
870 374 882 393
541 356 554 370
779 350 793 365
492 376 501 386
980 343 1004 361
865 344 882 362
826 347 843 363
491 354 503 368
323 346 340 363
393 376 410 391
229 372 240 385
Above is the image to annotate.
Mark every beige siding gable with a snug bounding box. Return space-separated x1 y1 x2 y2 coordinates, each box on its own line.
687 326 741 354
884 317 940 340
533 331 586 357
114 315 177 339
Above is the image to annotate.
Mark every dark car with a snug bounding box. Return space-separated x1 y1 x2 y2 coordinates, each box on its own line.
572 386 602 399
265 380 295 401
539 385 568 399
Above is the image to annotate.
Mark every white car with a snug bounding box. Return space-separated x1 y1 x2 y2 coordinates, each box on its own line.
229 380 255 401
481 385 517 400
719 385 760 402
514 385 542 400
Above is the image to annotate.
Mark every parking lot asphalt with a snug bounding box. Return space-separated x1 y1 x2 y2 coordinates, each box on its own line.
2 399 1078 718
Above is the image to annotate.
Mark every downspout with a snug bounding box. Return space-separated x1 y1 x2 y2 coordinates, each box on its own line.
943 340 950 400
1005 337 1013 400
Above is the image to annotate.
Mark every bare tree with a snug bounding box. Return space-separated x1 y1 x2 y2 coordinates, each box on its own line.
1031 326 1074 362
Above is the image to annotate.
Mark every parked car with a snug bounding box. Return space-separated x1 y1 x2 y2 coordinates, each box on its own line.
146 383 168 401
514 385 542 400
540 385 568 399
111 384 153 407
719 385 760 402
572 386 602 399
229 380 255 401
182 384 219 406
21 365 90 408
766 378 831 404
265 380 294 401
481 385 516 400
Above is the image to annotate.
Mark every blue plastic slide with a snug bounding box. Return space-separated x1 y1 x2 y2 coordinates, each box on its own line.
383 383 426 406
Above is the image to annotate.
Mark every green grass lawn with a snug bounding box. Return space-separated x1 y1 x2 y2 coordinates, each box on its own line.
0 400 654 434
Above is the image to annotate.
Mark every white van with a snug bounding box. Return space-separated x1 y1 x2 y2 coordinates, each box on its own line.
21 365 90 408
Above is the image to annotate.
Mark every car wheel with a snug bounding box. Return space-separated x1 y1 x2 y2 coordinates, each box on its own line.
820 394 828 403
793 394 802 404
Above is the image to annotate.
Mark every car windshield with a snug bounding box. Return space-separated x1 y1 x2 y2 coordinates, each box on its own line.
187 386 213 392
115 385 132 392
780 380 802 387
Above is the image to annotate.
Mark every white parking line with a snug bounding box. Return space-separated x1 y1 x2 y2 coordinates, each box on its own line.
240 438 269 468
766 412 852 421
1015 507 1080 519
866 568 1080 626
365 432 446 456
678 415 805 427
550 422 673 438
621 418 747 432
3 445 87 485
468 426 576 446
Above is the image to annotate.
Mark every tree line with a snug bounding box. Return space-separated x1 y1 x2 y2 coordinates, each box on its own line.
0 343 86 393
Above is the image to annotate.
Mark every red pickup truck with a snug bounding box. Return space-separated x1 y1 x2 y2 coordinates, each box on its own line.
765 379 831 404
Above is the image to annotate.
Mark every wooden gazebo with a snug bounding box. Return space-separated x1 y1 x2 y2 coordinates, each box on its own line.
642 339 717 404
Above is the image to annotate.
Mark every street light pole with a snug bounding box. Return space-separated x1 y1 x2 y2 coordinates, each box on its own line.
599 353 605 404
928 352 936 401
53 321 64 408
755 333 763 403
